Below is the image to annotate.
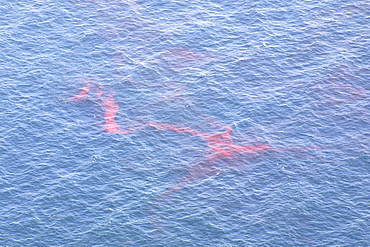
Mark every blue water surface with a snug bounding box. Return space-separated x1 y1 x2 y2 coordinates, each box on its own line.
1 0 369 246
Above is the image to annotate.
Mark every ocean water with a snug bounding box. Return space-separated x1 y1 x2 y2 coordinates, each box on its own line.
0 0 369 246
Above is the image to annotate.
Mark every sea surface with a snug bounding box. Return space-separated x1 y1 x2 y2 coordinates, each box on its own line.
1 0 369 246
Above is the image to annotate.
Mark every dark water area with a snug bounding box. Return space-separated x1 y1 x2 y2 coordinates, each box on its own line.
0 0 369 246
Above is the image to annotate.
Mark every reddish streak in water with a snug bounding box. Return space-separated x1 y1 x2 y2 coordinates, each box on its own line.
70 85 315 204
143 121 201 136
69 83 317 234
68 82 91 102
143 121 270 160
69 83 134 134
100 93 135 134
141 121 274 198
70 85 306 166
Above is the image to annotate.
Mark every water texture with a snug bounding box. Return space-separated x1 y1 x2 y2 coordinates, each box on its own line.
0 0 369 246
